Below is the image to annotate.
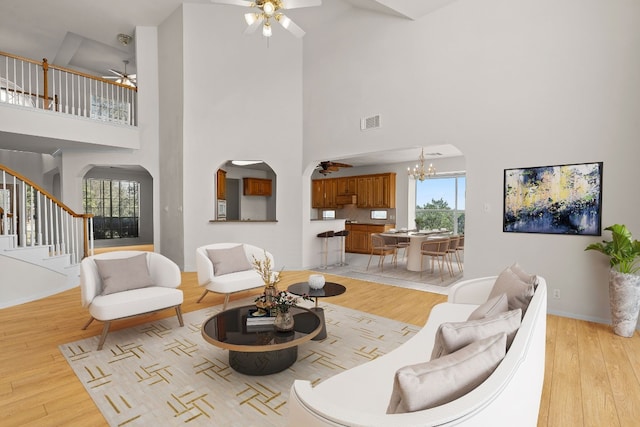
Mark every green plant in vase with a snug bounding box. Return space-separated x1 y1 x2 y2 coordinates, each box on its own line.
585 224 640 337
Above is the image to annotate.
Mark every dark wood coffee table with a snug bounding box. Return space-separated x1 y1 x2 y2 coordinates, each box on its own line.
287 281 346 340
201 305 321 375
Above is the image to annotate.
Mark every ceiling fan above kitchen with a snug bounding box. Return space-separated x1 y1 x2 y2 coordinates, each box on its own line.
103 60 136 87
317 161 352 175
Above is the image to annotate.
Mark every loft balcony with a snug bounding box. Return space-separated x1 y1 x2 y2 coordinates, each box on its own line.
0 51 140 154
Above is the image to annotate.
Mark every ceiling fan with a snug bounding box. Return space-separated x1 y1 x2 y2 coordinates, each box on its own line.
317 161 352 175
211 0 321 38
103 60 137 88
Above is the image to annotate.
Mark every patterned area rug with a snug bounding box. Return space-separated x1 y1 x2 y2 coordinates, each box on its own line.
59 298 419 426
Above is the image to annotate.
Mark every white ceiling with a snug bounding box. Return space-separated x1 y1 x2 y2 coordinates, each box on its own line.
0 0 461 164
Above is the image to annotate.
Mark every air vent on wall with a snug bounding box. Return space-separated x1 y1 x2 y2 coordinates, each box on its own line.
360 114 381 131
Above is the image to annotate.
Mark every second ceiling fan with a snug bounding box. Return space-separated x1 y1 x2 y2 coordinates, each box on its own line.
103 60 136 88
212 0 321 38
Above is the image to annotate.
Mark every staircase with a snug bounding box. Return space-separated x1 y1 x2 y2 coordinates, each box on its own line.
0 164 93 308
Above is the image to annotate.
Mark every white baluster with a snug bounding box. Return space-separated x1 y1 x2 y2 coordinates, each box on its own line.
43 192 49 247
20 181 26 247
36 189 42 245
89 216 94 256
54 203 60 255
49 198 55 252
11 175 17 246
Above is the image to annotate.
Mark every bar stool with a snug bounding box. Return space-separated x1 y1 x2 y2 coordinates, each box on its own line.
334 229 350 266
317 230 335 269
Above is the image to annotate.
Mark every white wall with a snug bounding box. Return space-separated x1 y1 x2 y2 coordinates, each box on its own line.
58 26 161 256
158 9 186 266
303 0 640 325
179 4 303 272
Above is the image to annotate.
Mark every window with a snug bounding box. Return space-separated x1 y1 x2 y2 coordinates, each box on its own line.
415 175 465 234
83 178 140 240
322 210 336 220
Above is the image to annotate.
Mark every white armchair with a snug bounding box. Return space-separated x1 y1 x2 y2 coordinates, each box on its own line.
80 251 184 350
195 243 274 309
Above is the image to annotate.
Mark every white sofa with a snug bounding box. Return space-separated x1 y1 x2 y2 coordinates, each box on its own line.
288 275 547 426
195 243 274 309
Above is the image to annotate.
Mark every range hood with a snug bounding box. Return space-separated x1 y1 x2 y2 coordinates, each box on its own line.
336 194 357 206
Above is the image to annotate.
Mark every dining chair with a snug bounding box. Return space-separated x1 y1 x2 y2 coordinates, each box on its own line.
367 234 397 272
446 235 462 273
455 234 464 271
420 237 451 281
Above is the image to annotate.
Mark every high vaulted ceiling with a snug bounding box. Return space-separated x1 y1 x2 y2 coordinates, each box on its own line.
0 0 461 165
0 0 458 80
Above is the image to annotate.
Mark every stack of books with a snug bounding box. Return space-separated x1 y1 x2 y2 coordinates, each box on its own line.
246 309 275 331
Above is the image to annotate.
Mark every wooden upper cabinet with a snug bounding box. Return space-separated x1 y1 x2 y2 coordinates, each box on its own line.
313 173 395 209
312 179 337 208
336 177 357 196
325 179 337 208
216 169 227 200
243 177 272 196
358 173 395 208
356 177 373 208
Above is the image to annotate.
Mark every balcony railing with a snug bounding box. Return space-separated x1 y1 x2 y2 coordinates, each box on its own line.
0 50 137 126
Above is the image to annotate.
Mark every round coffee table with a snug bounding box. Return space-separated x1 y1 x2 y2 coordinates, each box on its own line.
201 305 321 375
287 281 346 340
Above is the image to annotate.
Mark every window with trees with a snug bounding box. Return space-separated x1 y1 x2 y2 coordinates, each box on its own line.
83 178 140 240
415 175 466 234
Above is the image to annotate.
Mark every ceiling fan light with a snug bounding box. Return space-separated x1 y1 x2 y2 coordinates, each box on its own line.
263 21 272 37
263 1 276 16
244 12 259 25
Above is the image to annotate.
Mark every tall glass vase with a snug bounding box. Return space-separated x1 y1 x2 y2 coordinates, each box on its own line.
264 284 278 317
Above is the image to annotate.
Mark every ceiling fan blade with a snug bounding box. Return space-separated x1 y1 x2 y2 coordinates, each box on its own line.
211 0 254 7
108 69 126 78
276 14 305 38
244 15 264 34
281 0 321 9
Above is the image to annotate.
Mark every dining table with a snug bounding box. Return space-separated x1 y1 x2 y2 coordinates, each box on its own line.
380 229 451 272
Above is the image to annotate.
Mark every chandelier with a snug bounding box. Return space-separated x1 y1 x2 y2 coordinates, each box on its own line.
407 148 436 181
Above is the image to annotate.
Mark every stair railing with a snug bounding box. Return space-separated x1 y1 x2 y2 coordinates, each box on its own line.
0 50 137 126
0 163 93 264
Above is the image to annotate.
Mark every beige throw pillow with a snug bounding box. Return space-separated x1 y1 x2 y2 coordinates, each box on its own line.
467 293 508 321
489 267 535 315
510 262 538 286
206 245 253 276
431 309 521 360
95 253 153 295
387 333 507 414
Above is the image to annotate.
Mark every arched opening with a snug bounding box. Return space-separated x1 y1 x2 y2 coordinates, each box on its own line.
82 165 153 248
214 160 277 222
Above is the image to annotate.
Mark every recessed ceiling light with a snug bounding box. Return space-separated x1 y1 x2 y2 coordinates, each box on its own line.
231 160 263 166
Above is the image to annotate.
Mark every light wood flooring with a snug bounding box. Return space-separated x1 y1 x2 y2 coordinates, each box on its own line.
1 265 639 425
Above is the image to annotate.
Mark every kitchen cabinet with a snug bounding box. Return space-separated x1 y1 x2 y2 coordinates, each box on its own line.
313 172 395 209
243 178 272 196
345 223 395 254
356 173 395 208
336 177 357 196
216 169 226 200
312 179 337 208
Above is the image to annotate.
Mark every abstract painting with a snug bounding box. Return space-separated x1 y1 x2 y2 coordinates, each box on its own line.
503 162 603 235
